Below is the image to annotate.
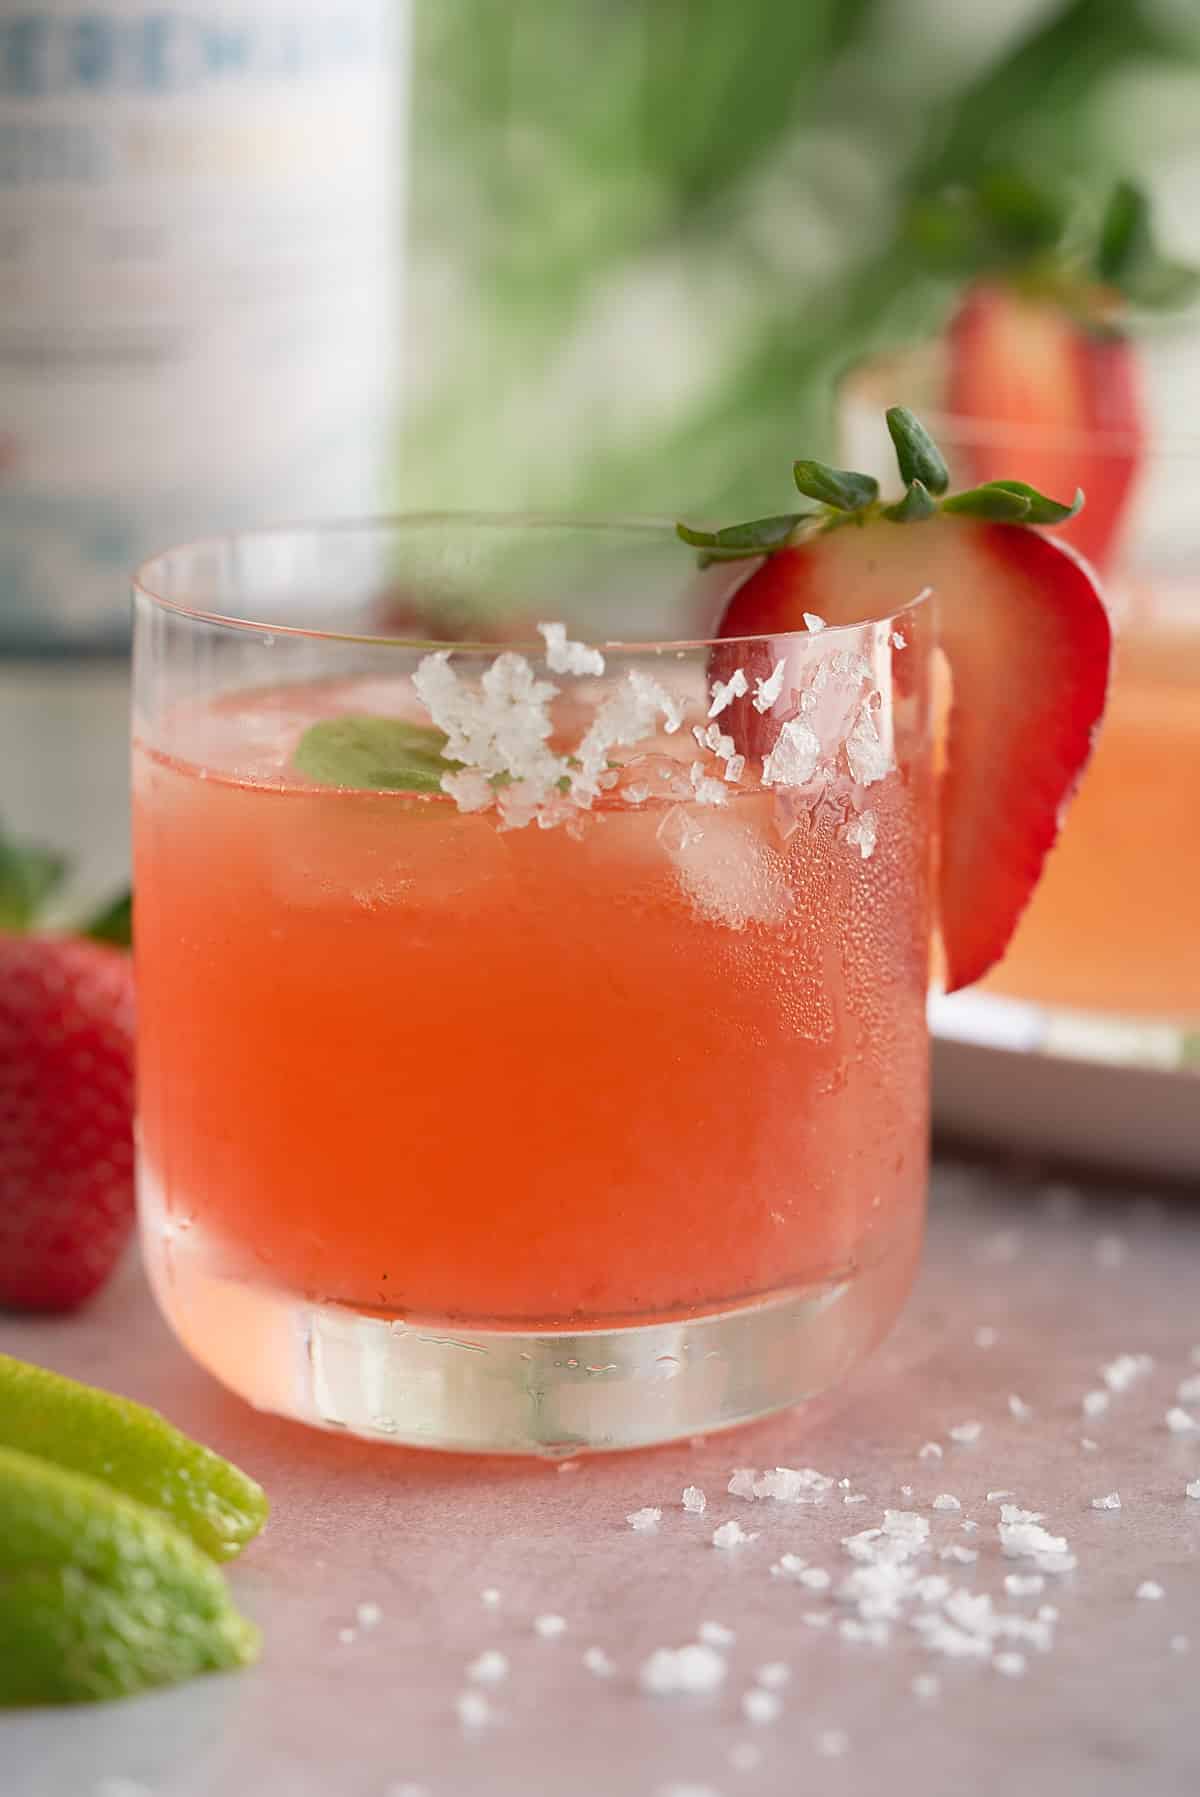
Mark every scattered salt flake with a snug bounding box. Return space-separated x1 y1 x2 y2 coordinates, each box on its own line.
912 1673 940 1701
939 1545 978 1565
742 1688 783 1724
752 660 787 715
537 621 605 677
1035 1551 1078 1574
456 1691 493 1729
803 1611 832 1628
918 1442 943 1461
755 1662 791 1689
1094 1234 1128 1268
842 1492 869 1505
1103 1353 1153 1392
1083 1390 1110 1418
712 1520 758 1549
803 612 827 633
799 1568 832 1591
627 1507 662 1532
987 1491 1014 1504
816 1730 850 1758
728 1741 764 1772
682 1485 707 1514
356 1601 382 1628
993 1652 1027 1678
932 1494 961 1512
1166 1407 1198 1433
843 808 878 859
974 1325 999 1349
583 1646 615 1678
1005 1574 1045 1598
467 1649 509 1685
1000 1520 1068 1561
961 1520 979 1534
727 1469 757 1500
1177 1374 1200 1404
480 1587 501 1608
845 699 891 786
1186 1480 1200 1500
1171 1635 1190 1654
949 1421 982 1444
708 668 748 718
556 1459 580 1474
1008 1394 1033 1422
1080 1438 1099 1453
761 718 822 790
769 1553 807 1580
839 1618 891 1647
1137 1581 1165 1600
999 1505 1044 1525
1038 1605 1059 1623
337 1627 356 1644
699 1621 736 1647
1092 1493 1121 1511
640 1644 727 1695
533 1614 567 1638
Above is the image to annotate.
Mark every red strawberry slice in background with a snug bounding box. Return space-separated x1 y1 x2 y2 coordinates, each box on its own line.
714 511 1111 992
947 282 1143 574
0 926 135 1313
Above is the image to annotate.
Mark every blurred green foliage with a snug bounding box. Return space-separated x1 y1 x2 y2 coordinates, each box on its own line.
397 0 1200 517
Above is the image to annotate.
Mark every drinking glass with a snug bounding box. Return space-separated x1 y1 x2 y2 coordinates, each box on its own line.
133 518 933 1452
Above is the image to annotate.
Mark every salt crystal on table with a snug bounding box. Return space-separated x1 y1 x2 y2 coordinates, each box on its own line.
456 1692 492 1729
480 1587 501 1608
713 1520 758 1549
987 1491 1015 1503
1000 1505 1045 1525
1137 1581 1165 1600
756 1466 834 1502
993 1652 1027 1678
467 1650 509 1684
699 1621 736 1647
756 1662 791 1688
1092 1493 1122 1510
1009 1395 1033 1421
682 1486 707 1514
337 1628 356 1644
1006 1574 1045 1597
1166 1407 1198 1433
628 1507 662 1531
1103 1353 1150 1392
799 1568 831 1591
1081 1438 1099 1452
949 1422 982 1444
1038 1605 1059 1623
816 1730 850 1758
534 1614 567 1638
356 1602 382 1628
583 1647 615 1677
1000 1520 1068 1559
1083 1391 1110 1418
932 1494 961 1511
742 1688 783 1724
918 1442 943 1460
843 1493 868 1505
961 1520 979 1533
940 1545 977 1564
93 1782 152 1797
752 659 787 714
1177 1374 1200 1403
727 1469 758 1500
901 1485 915 1498
640 1644 727 1695
1186 1481 1200 1500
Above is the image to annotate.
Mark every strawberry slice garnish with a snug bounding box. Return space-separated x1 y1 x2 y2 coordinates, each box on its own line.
913 175 1197 574
947 282 1142 573
682 409 1111 992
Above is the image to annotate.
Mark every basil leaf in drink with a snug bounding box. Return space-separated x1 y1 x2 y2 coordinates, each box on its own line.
292 716 461 794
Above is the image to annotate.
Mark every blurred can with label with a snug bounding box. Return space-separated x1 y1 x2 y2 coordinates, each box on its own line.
0 1 405 650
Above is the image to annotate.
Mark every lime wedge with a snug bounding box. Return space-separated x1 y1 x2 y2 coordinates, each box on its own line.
0 1444 260 1705
0 1354 267 1561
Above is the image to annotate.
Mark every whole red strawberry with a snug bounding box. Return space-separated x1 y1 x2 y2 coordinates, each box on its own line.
0 846 134 1312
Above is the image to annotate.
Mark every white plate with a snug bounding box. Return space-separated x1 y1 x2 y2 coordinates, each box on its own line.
930 992 1200 1183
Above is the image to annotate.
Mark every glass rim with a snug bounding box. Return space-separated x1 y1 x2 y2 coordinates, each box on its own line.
131 511 933 653
840 349 1200 459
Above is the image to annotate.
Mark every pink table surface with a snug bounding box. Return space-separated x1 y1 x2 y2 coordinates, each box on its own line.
4 1159 1199 1797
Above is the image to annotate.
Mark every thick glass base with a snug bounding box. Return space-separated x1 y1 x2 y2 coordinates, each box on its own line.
141 1193 922 1454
